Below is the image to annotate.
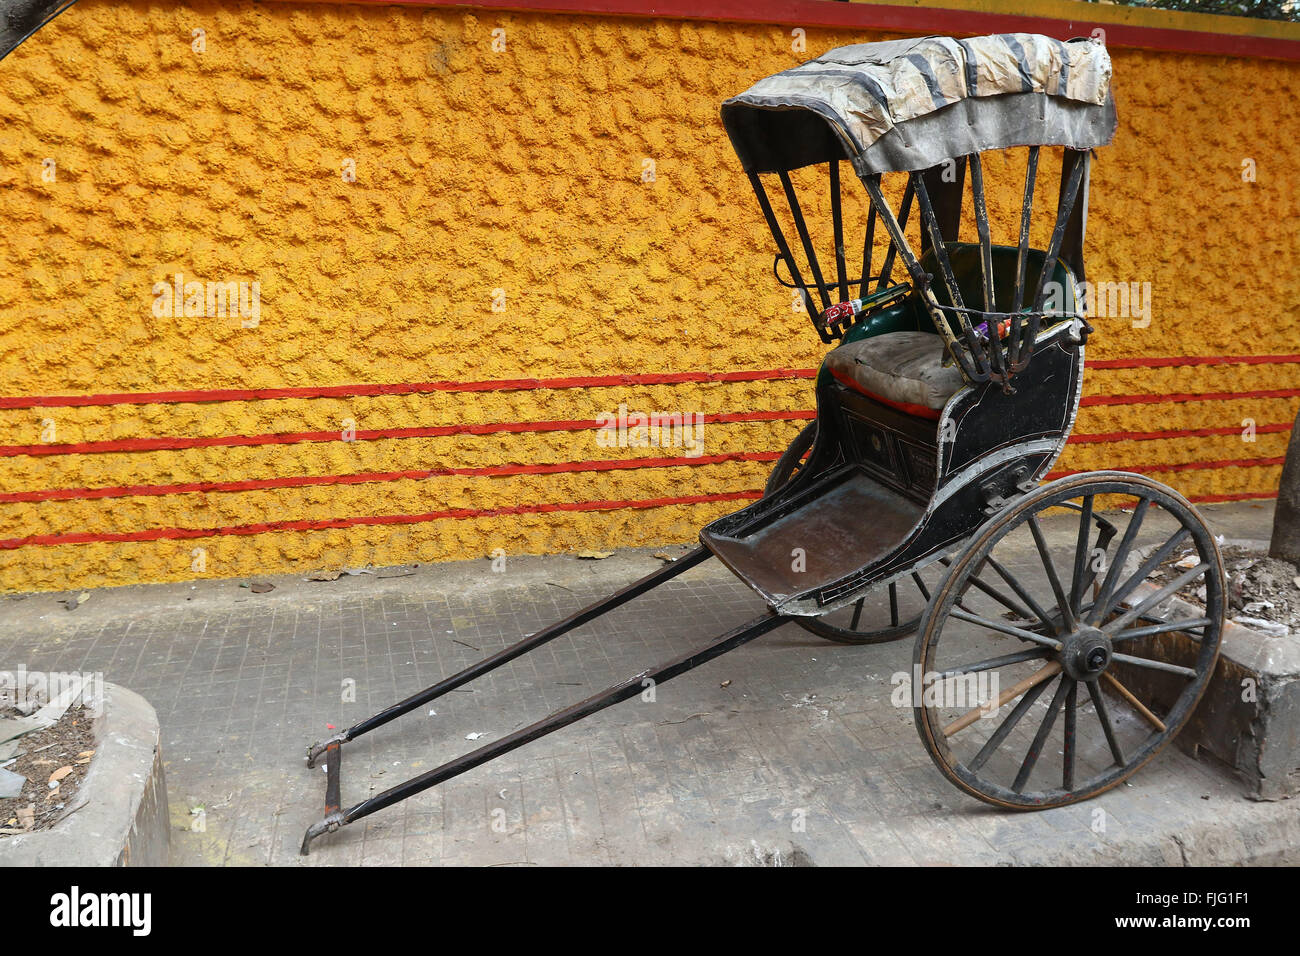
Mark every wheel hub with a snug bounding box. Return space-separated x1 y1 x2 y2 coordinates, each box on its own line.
1059 626 1113 681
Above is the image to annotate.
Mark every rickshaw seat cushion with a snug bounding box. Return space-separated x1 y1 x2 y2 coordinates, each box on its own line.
824 331 964 419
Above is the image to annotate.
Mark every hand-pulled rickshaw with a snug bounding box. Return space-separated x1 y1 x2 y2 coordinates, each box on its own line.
301 33 1226 853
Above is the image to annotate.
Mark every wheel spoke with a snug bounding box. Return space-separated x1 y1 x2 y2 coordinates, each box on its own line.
943 661 1061 738
1101 672 1166 732
1109 652 1198 679
1086 679 1125 767
888 582 899 627
955 558 1037 622
968 675 1055 772
911 571 931 602
1105 563 1208 634
1069 494 1094 614
1113 617 1213 642
1013 676 1070 792
1063 679 1078 791
1087 498 1149 626
985 555 1058 632
1096 527 1191 624
1028 515 1075 632
849 597 865 631
949 608 1062 650
933 647 1051 681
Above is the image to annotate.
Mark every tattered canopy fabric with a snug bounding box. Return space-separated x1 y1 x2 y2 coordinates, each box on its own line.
722 34 1116 175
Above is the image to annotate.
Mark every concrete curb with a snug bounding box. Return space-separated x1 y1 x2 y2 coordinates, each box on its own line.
0 683 169 867
1117 558 1300 801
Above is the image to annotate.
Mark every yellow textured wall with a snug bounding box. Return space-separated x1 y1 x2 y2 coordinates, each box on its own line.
0 1 1298 592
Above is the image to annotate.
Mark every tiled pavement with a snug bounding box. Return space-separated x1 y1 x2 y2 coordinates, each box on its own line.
1 501 1296 866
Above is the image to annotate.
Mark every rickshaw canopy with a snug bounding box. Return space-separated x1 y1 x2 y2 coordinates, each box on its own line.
722 33 1116 175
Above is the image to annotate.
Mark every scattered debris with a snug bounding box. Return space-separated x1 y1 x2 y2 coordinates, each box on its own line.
0 768 24 799
0 704 94 836
377 566 417 579
306 569 343 582
1233 616 1289 638
59 591 89 611
47 765 73 788
451 638 481 651
658 712 711 725
465 732 489 740
577 550 614 560
250 582 275 593
720 680 732 688
1156 544 1300 636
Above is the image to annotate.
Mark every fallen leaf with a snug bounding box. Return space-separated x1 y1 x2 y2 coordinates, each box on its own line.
250 582 275 593
306 569 343 582
48 765 73 786
17 804 35 829
577 550 614 560
76 750 94 759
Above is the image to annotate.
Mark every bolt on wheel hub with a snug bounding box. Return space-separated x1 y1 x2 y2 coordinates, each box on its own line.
1060 626 1112 681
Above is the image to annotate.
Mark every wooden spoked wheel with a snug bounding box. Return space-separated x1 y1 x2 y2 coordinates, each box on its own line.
764 421 818 497
766 421 931 645
913 472 1225 809
799 571 937 645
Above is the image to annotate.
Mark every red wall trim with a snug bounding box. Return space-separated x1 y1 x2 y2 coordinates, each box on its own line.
264 0 1300 61
4 353 1299 411
0 489 766 549
1068 421 1291 443
0 409 814 458
0 368 818 411
0 450 784 503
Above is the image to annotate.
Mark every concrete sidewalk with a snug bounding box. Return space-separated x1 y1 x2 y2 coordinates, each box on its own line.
1 499 1295 866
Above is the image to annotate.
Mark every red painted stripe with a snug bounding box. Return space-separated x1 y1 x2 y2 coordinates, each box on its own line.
0 368 818 411
1105 489 1278 510
259 0 1300 62
1189 490 1278 504
4 354 1298 412
1086 354 1300 369
0 451 782 504
4 352 1297 411
1082 387 1300 407
0 489 764 550
1069 422 1292 444
0 410 814 458
1049 455 1285 479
